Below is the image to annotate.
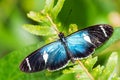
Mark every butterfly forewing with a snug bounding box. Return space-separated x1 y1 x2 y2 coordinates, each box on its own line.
20 24 113 73
66 24 113 59
20 41 69 73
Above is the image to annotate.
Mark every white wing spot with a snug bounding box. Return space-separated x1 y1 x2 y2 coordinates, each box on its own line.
83 33 92 44
26 58 32 71
43 51 48 64
99 25 108 37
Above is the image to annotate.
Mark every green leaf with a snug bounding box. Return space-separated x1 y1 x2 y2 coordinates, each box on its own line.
92 65 104 79
27 11 49 24
68 24 78 34
82 56 97 71
57 56 98 80
58 65 90 80
56 73 75 80
44 0 54 13
23 24 57 36
99 52 118 80
51 0 65 19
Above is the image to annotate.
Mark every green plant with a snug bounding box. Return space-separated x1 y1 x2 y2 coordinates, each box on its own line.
0 0 120 80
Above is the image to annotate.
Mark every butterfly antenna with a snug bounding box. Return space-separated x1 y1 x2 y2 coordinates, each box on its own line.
77 60 94 80
46 14 59 34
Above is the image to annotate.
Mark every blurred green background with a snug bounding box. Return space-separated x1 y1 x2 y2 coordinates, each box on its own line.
0 0 120 80
0 0 120 57
0 0 45 56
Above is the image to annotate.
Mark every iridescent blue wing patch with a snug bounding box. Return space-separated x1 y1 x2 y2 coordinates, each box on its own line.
66 31 95 58
20 24 113 73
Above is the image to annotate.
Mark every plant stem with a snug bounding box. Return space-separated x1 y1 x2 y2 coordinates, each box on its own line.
46 14 59 34
77 60 94 80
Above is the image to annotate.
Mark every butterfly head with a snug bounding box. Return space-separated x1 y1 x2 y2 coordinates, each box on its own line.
58 32 65 39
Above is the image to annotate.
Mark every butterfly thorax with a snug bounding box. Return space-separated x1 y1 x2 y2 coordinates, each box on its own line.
58 32 66 43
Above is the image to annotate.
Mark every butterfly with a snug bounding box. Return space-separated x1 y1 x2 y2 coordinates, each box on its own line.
20 24 113 73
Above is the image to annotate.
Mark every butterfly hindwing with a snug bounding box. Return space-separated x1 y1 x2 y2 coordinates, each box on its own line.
66 24 113 59
20 41 69 72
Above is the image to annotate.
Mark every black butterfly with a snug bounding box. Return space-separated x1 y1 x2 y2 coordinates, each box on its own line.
20 24 113 73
